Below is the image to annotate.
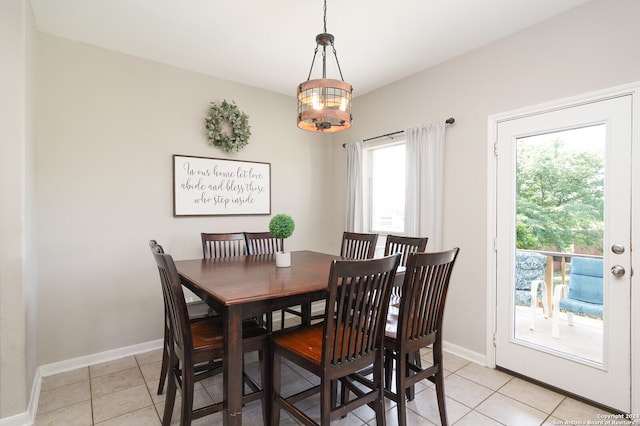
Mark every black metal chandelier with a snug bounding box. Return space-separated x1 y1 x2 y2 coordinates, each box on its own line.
297 0 352 133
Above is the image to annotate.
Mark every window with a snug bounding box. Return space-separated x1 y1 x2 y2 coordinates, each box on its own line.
363 141 406 235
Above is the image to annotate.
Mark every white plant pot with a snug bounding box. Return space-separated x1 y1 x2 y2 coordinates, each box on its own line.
275 252 291 268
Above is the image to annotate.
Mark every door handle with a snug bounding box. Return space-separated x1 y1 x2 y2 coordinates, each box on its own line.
611 244 625 254
611 265 625 277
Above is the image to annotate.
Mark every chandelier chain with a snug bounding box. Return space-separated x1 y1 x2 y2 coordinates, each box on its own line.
330 42 345 82
306 45 319 81
323 0 327 33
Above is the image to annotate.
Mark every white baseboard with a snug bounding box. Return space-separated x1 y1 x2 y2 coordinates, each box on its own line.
0 365 42 426
443 340 487 366
38 339 163 378
0 339 164 426
0 412 32 426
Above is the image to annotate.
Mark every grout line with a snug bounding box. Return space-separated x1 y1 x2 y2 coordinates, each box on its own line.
88 364 95 425
135 353 162 424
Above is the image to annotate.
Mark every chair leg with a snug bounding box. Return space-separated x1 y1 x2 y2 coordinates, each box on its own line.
373 356 386 426
406 350 421 401
265 312 273 333
260 340 271 426
255 313 273 333
384 349 393 391
157 322 170 395
161 361 177 426
300 302 312 326
433 342 448 426
320 378 332 426
270 351 282 426
434 368 448 426
180 367 194 426
338 378 352 419
396 352 408 426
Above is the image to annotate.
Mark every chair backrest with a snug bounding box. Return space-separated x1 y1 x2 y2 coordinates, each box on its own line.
149 239 164 253
340 232 378 260
568 257 603 304
244 232 283 255
384 235 428 268
150 244 193 360
396 248 459 347
514 250 547 291
322 254 401 368
201 232 247 259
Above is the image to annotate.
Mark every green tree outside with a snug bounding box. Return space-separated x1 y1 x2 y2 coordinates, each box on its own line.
516 139 604 253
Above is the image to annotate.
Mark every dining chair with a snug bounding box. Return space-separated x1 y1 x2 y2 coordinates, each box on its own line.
244 231 283 255
382 235 428 399
281 231 382 329
383 248 460 426
150 240 216 395
243 232 283 331
340 231 378 260
384 235 428 267
270 253 401 426
199 232 247 326
385 235 428 302
201 232 247 259
150 244 270 426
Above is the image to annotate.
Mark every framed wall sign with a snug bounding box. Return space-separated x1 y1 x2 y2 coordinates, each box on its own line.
173 154 271 216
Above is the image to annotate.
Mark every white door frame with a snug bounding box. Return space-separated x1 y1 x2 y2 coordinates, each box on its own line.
486 81 640 413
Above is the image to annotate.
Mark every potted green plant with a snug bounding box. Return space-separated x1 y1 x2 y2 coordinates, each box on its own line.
269 213 295 267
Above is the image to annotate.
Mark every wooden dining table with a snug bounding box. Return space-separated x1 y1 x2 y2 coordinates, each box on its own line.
174 250 341 426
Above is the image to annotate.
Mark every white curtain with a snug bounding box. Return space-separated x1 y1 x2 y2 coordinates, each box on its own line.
405 123 446 250
344 141 364 232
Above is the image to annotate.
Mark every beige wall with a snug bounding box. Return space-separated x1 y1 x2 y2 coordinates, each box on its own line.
0 0 37 419
332 0 640 356
35 34 341 365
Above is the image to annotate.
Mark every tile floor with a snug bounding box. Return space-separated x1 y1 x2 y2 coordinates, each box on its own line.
34 346 619 426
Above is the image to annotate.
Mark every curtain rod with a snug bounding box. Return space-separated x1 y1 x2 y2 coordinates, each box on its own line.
342 117 455 148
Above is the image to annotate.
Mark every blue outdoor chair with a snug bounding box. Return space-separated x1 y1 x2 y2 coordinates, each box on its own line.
552 256 603 338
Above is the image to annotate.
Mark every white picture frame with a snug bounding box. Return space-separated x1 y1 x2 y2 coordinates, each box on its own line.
173 154 271 216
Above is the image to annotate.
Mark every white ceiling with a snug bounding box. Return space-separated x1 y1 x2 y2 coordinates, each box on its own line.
30 0 592 97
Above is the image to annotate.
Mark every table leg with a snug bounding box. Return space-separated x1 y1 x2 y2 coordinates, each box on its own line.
223 306 243 426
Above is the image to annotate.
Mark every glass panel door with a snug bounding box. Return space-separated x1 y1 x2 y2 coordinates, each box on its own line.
495 95 631 412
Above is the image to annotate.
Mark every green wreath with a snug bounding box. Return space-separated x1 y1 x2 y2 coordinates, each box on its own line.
205 100 251 152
